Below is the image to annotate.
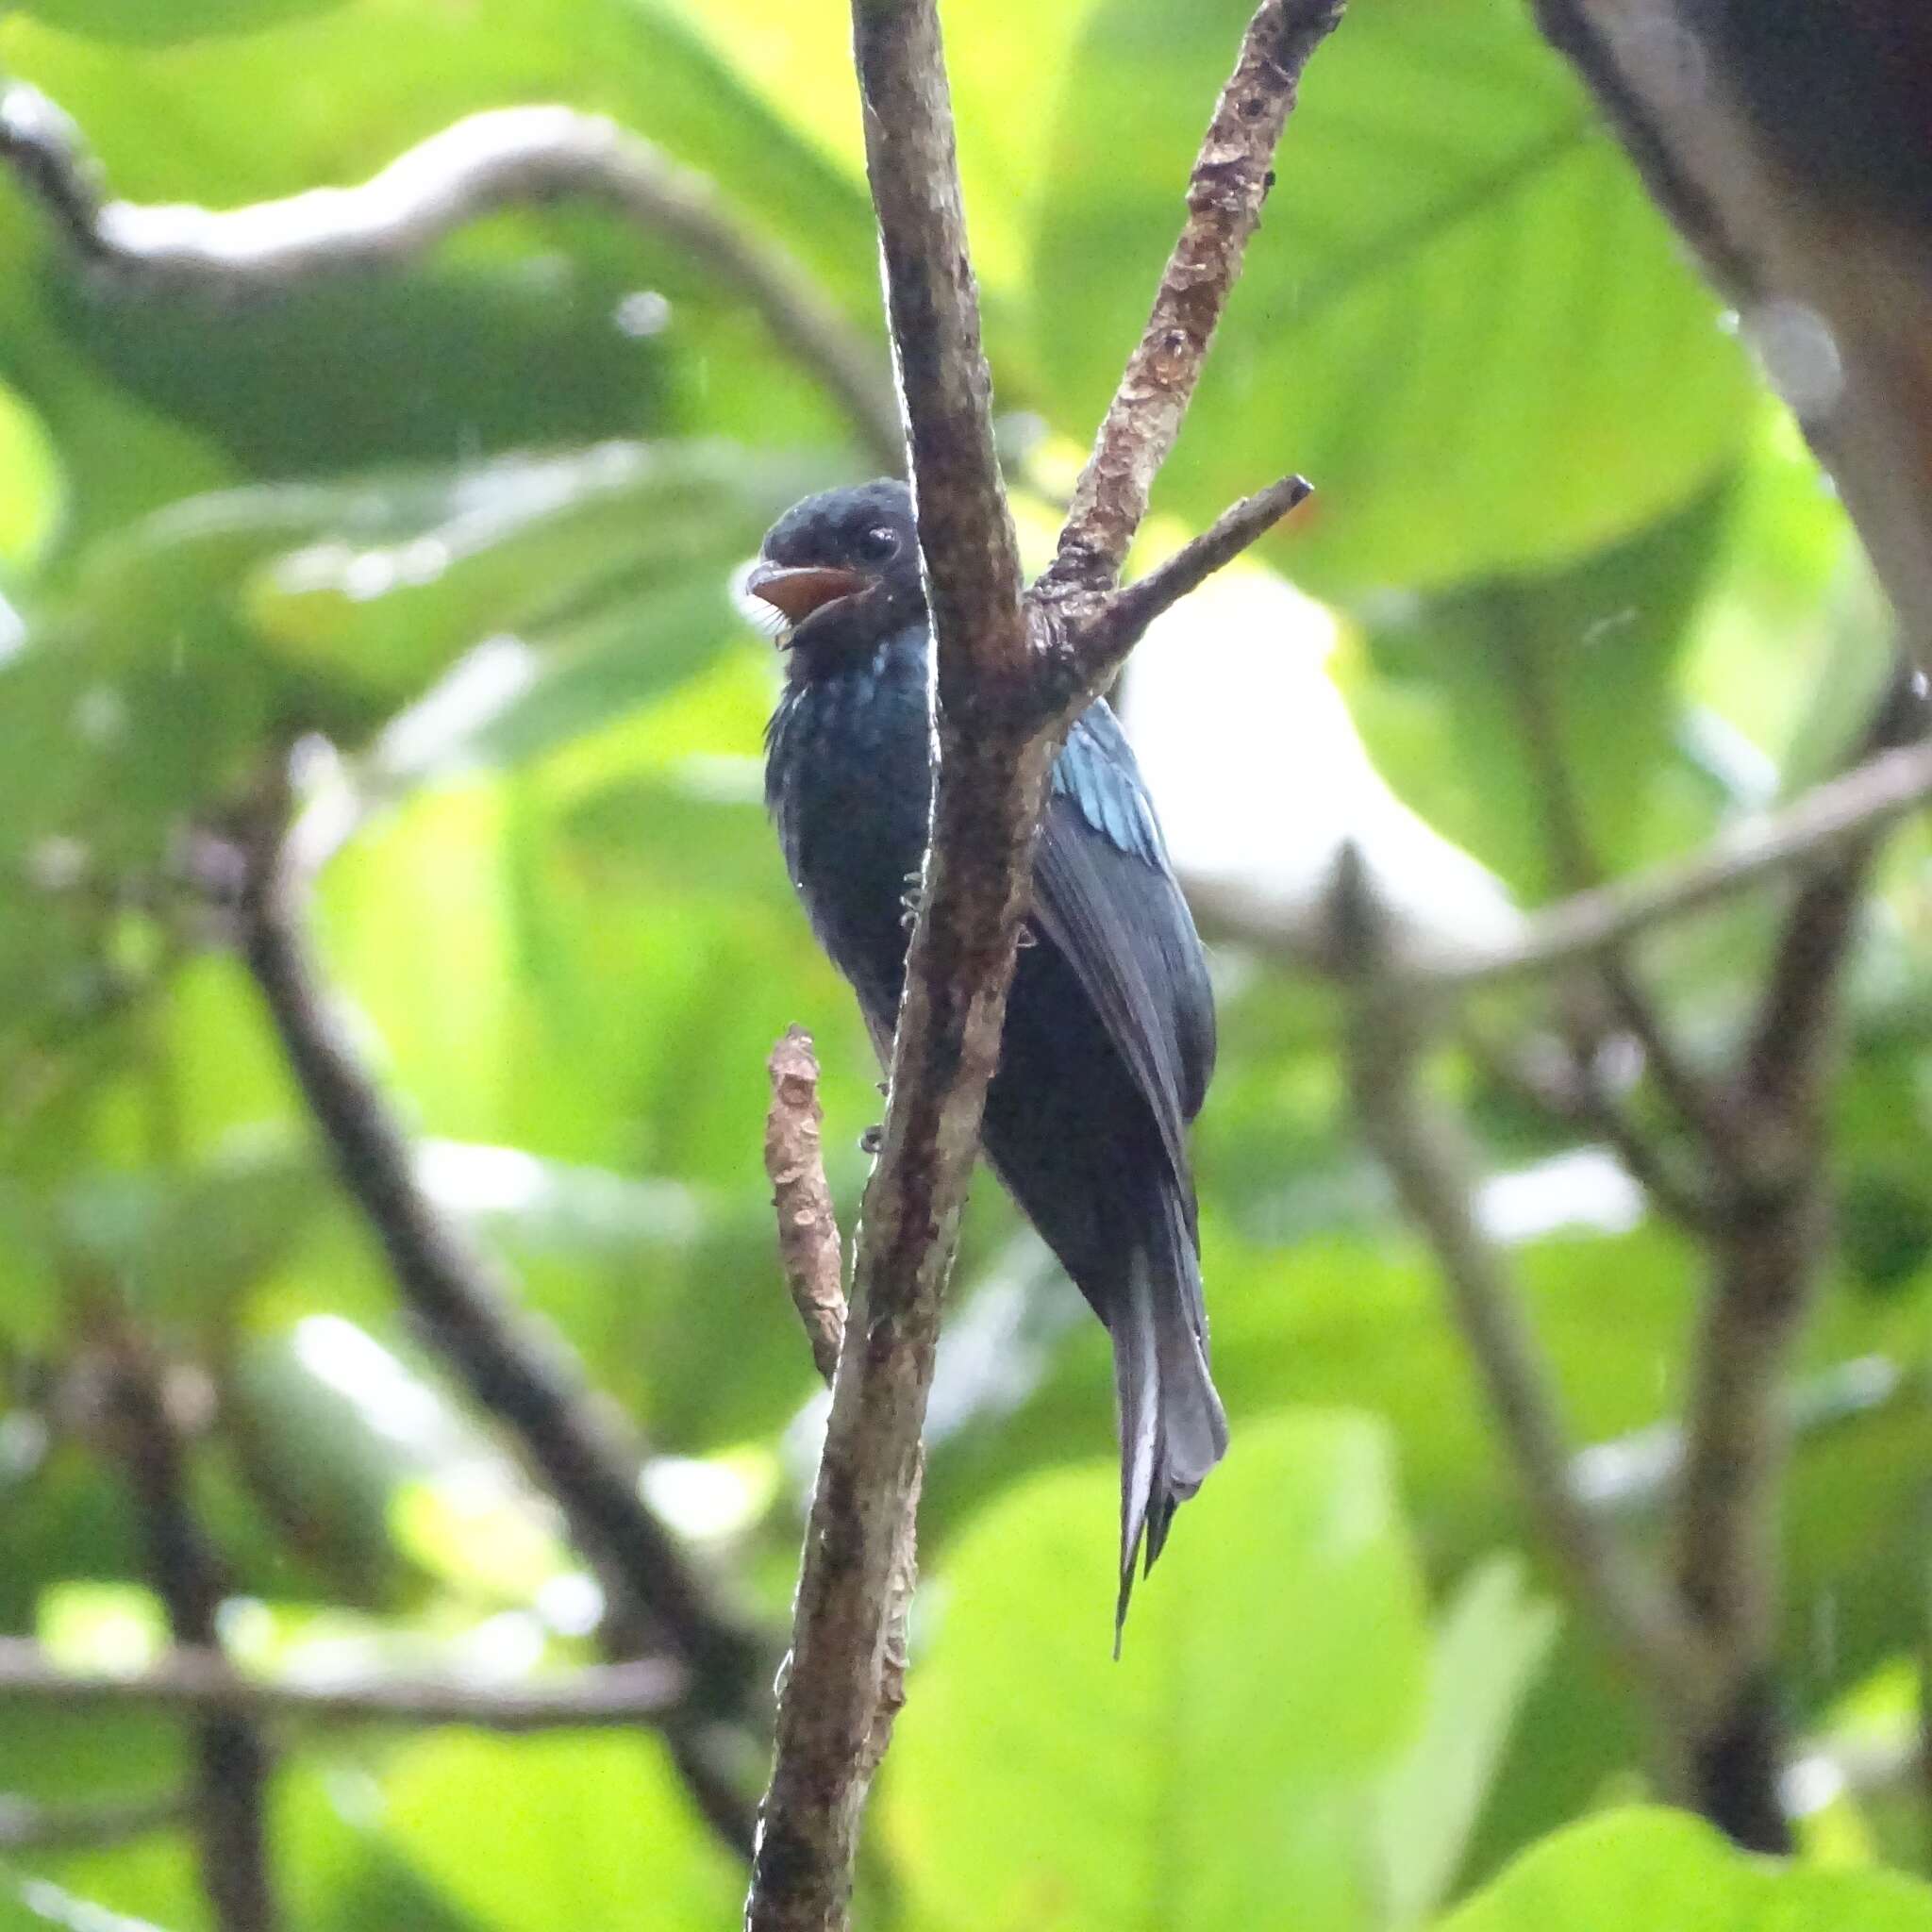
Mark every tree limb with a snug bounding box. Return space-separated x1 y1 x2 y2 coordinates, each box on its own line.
748 8 1035 1922
1360 732 1932 998
1668 666 1927 1850
0 87 901 470
228 776 768 1859
1528 0 1932 661
747 5 1341 1927
1041 2 1343 602
1333 850 1716 1722
0 1641 683 1731
99 1348 279 1932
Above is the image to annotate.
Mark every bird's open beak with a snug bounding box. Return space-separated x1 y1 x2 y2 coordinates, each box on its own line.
744 560 870 630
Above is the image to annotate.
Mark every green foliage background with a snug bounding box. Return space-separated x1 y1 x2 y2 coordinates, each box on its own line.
2 0 1930 1926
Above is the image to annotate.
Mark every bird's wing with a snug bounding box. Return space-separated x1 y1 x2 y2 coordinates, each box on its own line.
1031 702 1216 1178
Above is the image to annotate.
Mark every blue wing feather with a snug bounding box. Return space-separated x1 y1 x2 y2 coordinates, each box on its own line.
1034 703 1216 1162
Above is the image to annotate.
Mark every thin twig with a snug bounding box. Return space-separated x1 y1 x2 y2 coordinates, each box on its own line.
0 1790 193 1855
1395 733 1932 997
228 774 767 1860
1333 850 1714 1717
0 88 900 469
760 1028 919 1783
1085 472 1312 666
1041 0 1344 601
1500 609 1738 1168
764 1028 848 1385
101 1349 280 1932
0 1641 683 1731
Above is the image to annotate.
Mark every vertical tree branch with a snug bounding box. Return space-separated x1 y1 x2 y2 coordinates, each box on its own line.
1671 664 1928 1849
228 778 769 1859
748 10 1035 1924
102 1348 278 1932
748 8 1341 1925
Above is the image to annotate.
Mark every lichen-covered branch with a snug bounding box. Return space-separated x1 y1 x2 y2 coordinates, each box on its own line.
747 8 1037 1924
1041 0 1344 603
761 1028 918 1790
746 5 1341 1928
0 87 901 468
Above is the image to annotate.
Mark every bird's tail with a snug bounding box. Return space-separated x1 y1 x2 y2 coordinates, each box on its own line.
1111 1187 1228 1651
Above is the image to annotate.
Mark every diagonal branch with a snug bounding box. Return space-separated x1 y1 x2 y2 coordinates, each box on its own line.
0 87 901 469
1375 731 1932 998
228 773 769 1859
1041 0 1344 602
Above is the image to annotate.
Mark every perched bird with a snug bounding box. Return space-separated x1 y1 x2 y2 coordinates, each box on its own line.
749 478 1226 1636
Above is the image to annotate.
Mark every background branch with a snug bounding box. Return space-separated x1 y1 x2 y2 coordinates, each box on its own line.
1528 0 1932 659
0 1641 683 1731
1357 731 1932 998
0 87 901 470
1667 664 1928 1849
1333 851 1714 1726
229 774 768 1860
100 1346 279 1932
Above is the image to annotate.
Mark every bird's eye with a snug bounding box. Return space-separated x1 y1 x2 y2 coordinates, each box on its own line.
856 525 901 563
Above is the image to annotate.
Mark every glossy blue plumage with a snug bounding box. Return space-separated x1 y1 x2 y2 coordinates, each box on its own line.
757 483 1226 1634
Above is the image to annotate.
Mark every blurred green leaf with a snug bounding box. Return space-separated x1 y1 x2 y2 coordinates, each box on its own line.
1437 1807 1932 1930
13 0 346 42
1343 479 1735 896
381 1731 741 1932
1379 1557 1559 1926
887 1411 1430 1932
1035 0 1757 597
53 1140 325 1324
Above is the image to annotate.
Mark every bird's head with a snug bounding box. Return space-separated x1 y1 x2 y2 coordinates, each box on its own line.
743 478 924 661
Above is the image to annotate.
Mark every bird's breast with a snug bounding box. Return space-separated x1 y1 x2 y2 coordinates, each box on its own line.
765 632 935 1013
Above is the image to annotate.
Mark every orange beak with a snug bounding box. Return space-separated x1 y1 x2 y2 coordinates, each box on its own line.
744 561 869 628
